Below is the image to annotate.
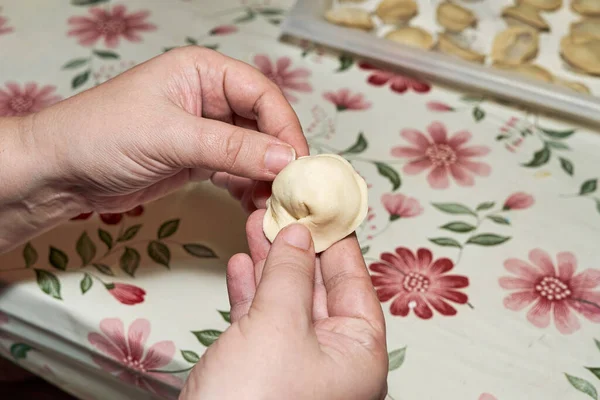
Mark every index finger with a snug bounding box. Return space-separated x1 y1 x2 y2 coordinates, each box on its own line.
320 234 385 332
200 50 309 157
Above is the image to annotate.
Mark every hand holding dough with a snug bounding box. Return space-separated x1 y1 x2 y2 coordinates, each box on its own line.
263 154 368 253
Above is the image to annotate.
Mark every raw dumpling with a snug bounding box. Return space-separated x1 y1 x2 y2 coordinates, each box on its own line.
263 154 368 253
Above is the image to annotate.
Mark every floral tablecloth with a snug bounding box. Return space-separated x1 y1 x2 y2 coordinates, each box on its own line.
1 1 600 399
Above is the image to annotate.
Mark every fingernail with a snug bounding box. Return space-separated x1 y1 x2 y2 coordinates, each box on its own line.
264 145 296 174
282 224 311 250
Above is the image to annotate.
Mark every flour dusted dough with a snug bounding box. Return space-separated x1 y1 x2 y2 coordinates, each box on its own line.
263 154 368 253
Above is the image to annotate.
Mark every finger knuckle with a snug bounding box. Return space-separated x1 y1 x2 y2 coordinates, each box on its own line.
266 258 313 282
325 269 365 293
222 130 247 172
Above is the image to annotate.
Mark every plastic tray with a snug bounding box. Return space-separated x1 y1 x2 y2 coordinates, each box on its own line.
280 0 600 127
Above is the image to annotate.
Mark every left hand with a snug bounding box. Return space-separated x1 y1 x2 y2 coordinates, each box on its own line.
1 47 308 251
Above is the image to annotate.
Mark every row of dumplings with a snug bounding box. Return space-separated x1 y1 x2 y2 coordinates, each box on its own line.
325 0 600 95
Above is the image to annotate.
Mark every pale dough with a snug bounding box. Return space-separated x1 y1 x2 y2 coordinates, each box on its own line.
263 154 368 253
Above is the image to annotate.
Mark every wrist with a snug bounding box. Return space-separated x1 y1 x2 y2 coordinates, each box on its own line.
0 114 83 253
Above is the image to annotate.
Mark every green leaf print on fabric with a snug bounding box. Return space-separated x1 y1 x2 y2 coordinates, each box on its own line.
540 128 575 139
375 162 401 191
72 69 90 89
487 215 510 225
581 179 598 195
476 202 495 211
49 247 68 271
117 224 142 242
234 9 256 23
181 350 201 364
192 330 223 347
158 219 180 239
92 263 114 276
522 144 551 167
429 237 462 248
98 228 113 250
218 310 231 324
473 106 485 122
440 222 476 233
587 368 600 381
432 203 476 216
92 50 119 59
183 244 218 258
388 347 407 371
62 58 89 69
10 343 33 360
23 242 38 268
147 241 171 268
341 133 367 154
560 157 574 176
35 269 62 300
80 273 93 294
120 247 141 277
76 232 97 265
566 374 598 399
466 234 511 246
336 54 354 72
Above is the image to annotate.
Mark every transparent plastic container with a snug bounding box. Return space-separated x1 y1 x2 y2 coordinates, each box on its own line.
281 0 600 127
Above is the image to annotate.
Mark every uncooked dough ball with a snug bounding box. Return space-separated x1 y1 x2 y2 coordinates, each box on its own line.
263 154 368 253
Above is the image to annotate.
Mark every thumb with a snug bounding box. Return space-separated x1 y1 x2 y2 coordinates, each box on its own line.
251 223 316 326
166 114 297 180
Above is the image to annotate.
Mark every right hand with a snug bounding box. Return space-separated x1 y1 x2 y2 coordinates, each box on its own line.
180 210 389 399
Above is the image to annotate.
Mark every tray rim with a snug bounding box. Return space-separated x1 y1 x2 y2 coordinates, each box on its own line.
280 0 600 128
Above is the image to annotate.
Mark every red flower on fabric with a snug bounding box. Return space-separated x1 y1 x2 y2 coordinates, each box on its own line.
391 122 491 189
381 193 423 221
0 11 14 35
323 88 371 111
358 62 431 94
71 205 144 225
427 101 454 112
210 25 238 35
67 5 157 48
499 249 600 334
503 192 534 210
369 247 469 319
0 82 62 117
253 55 312 103
106 283 146 305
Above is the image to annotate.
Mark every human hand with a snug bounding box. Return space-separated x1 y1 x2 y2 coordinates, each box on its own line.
180 210 388 400
1 46 307 251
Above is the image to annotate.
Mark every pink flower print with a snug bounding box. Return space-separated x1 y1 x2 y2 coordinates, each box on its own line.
0 12 14 35
323 88 371 111
479 395 498 400
499 249 600 334
88 318 182 396
427 101 454 112
210 25 238 35
381 193 423 221
358 62 431 94
392 122 491 189
253 55 312 103
68 5 157 48
370 247 469 319
503 192 534 210
0 82 62 117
